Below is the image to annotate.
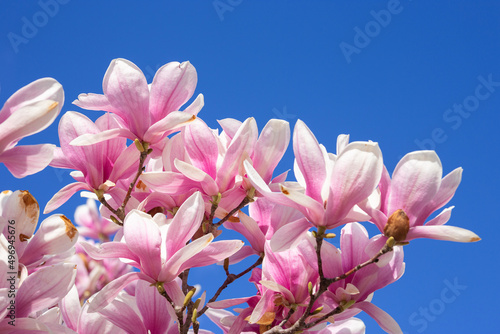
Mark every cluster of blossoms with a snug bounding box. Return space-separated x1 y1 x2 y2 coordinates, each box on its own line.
0 59 480 333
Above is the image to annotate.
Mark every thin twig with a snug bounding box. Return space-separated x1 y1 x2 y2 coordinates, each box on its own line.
198 255 264 316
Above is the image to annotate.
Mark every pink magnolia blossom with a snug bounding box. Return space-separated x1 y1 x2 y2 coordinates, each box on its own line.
45 111 139 213
80 192 243 312
359 151 480 243
0 78 63 178
245 120 383 247
72 58 202 148
319 223 404 334
74 199 120 241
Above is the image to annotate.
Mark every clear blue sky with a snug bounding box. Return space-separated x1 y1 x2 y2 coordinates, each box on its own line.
1 1 498 333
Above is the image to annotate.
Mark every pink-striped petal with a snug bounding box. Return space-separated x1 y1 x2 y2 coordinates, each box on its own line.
44 182 90 214
293 120 326 203
144 111 196 144
165 192 205 257
253 119 290 183
149 61 197 120
355 301 402 334
124 210 163 278
406 225 480 242
269 218 311 252
0 100 60 153
388 151 442 223
88 272 149 313
136 280 173 334
325 141 383 228
159 234 214 282
99 299 148 334
184 119 218 179
0 77 63 123
69 128 136 146
16 263 76 318
140 171 197 195
0 144 54 178
103 58 150 137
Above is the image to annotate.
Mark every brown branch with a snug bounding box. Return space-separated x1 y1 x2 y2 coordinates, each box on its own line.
198 255 264 316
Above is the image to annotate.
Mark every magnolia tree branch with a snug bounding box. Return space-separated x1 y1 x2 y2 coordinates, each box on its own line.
198 255 264 317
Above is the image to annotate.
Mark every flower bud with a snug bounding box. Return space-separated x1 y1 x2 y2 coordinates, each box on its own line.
384 209 410 242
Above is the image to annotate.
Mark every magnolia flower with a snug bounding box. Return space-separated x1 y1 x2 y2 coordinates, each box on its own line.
72 58 202 149
319 223 404 334
359 151 480 243
45 112 139 213
245 120 383 248
0 78 63 178
80 192 243 312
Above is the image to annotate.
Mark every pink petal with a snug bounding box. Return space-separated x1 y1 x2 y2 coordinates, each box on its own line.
217 118 242 140
103 58 150 137
149 61 197 118
69 127 136 146
184 119 218 179
293 119 327 202
175 159 218 195
253 119 290 183
226 210 266 253
406 225 480 242
269 217 311 252
216 117 258 192
0 144 54 178
340 223 370 273
60 285 80 331
140 171 197 195
207 297 253 309
88 272 147 313
73 93 118 112
355 301 402 334
136 280 173 334
416 167 462 226
80 240 140 266
98 299 148 334
44 182 90 214
0 100 60 153
124 210 163 278
144 111 196 144
388 151 442 223
325 141 383 228
165 192 204 257
177 239 244 274
16 263 77 318
0 77 63 123
159 234 214 282
320 241 344 280
20 214 78 265
108 143 140 182
183 93 204 116
425 206 453 226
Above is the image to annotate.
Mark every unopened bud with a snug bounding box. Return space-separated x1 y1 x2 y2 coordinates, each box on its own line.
325 233 336 239
310 305 324 315
224 258 230 272
134 139 145 152
183 288 196 307
308 281 313 294
193 298 202 310
191 308 198 323
384 209 410 242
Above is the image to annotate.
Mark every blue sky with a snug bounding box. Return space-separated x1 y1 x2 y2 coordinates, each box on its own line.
1 1 498 333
